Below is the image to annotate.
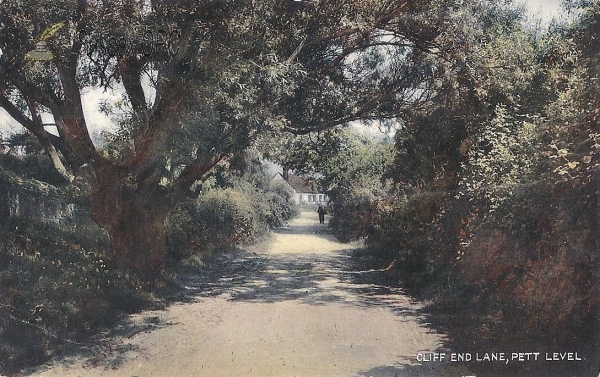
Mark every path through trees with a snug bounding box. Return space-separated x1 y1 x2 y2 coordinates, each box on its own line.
32 212 449 377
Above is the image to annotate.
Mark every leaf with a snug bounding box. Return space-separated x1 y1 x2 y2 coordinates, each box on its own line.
567 161 579 169
39 22 65 41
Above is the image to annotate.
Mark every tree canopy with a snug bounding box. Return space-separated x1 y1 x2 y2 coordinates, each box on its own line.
2 0 596 277
0 0 461 274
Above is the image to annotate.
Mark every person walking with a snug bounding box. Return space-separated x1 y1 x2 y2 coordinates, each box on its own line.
317 205 326 224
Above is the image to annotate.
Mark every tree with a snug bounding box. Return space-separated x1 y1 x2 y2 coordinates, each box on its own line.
275 128 393 196
0 0 452 276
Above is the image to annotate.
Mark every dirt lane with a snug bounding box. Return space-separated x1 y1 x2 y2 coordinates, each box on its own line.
31 212 448 377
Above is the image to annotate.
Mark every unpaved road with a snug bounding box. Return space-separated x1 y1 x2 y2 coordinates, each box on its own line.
31 212 448 377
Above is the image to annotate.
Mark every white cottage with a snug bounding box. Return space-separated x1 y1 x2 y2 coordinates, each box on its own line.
269 172 328 205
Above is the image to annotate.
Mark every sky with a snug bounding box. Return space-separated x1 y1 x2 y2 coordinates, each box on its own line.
0 1 571 143
520 0 568 23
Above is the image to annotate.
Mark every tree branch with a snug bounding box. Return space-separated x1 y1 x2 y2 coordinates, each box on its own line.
0 91 34 131
9 75 61 111
305 27 361 48
304 2 408 50
53 60 102 165
319 3 409 74
118 56 149 150
170 150 227 195
122 15 198 176
0 91 74 181
284 83 407 135
6 72 89 169
26 99 74 182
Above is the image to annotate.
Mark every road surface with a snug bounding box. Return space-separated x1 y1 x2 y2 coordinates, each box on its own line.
31 211 448 377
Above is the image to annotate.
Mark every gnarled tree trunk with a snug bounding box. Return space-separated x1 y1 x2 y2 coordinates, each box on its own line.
90 163 175 276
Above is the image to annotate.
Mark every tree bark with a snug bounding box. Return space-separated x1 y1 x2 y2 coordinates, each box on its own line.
91 163 174 277
106 199 168 276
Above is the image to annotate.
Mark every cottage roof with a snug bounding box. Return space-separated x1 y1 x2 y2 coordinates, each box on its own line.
269 173 294 191
286 174 317 194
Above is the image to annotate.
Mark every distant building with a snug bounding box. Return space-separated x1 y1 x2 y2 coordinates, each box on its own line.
269 171 328 205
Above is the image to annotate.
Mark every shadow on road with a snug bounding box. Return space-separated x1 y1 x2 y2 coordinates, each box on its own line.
177 212 430 324
28 212 452 377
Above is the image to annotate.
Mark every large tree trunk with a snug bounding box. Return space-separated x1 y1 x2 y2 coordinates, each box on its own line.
90 163 175 277
104 195 168 276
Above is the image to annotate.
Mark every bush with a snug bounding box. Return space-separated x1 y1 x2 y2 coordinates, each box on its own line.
362 175 599 375
0 218 158 375
456 180 599 345
363 192 450 288
328 176 392 243
344 167 599 376
0 154 66 186
166 187 272 260
264 191 298 228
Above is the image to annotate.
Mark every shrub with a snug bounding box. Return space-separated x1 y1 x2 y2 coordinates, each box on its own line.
363 191 450 288
264 191 298 228
351 171 598 374
328 175 392 243
166 187 271 260
456 180 599 346
0 218 158 375
0 154 66 186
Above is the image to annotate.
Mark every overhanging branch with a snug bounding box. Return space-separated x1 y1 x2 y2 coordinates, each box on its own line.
170 150 228 195
122 15 198 176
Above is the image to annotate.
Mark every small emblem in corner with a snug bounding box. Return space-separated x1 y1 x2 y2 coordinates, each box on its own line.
24 22 65 62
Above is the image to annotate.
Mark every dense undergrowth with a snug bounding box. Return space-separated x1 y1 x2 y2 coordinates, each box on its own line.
0 217 159 375
332 174 599 376
167 187 297 262
319 4 600 375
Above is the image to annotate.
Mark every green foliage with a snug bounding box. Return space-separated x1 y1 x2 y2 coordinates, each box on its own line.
274 128 395 242
78 0 448 181
364 192 449 286
0 133 66 186
457 181 598 329
0 0 513 276
338 3 600 373
276 128 394 191
264 190 299 228
166 181 298 261
458 105 539 212
0 218 159 375
0 153 65 186
166 188 264 260
0 1 598 374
